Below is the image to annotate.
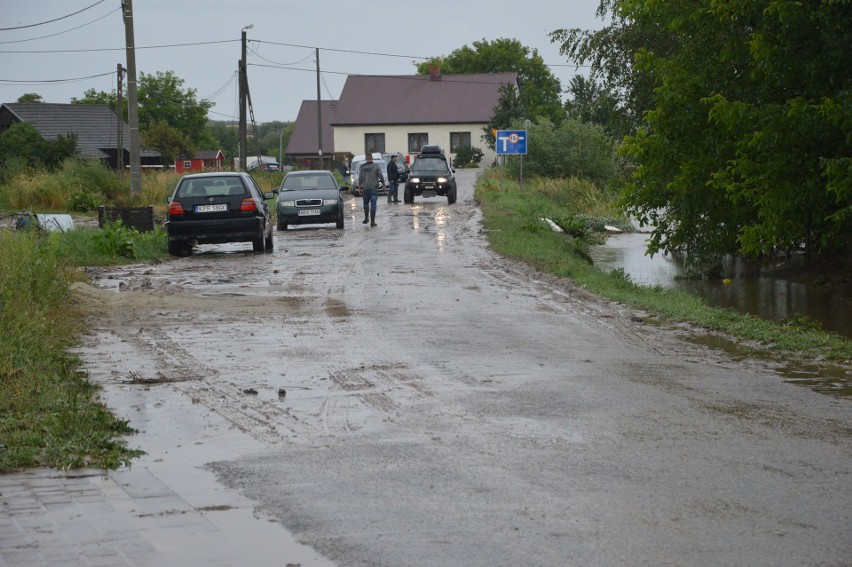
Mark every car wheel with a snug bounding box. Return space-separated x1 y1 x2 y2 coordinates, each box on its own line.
447 186 457 205
336 212 344 229
404 186 414 204
277 219 287 231
252 231 266 253
264 229 274 252
168 241 187 256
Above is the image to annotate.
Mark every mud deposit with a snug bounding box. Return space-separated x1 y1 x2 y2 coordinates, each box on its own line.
74 169 851 566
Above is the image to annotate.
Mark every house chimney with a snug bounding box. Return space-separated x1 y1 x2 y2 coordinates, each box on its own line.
428 65 441 81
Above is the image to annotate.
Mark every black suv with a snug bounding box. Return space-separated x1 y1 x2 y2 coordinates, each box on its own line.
403 145 457 204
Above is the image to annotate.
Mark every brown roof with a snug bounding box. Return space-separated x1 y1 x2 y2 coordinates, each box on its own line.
193 150 224 160
331 73 519 126
285 100 337 156
0 103 160 159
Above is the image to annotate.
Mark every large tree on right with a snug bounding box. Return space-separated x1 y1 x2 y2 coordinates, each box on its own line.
553 0 851 269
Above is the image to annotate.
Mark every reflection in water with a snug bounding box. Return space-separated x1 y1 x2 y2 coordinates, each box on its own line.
591 232 851 338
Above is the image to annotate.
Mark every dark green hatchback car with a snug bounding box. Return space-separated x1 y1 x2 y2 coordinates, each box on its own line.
275 170 347 230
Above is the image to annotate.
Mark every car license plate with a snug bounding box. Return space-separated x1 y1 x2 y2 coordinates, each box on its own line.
195 204 228 213
298 209 321 216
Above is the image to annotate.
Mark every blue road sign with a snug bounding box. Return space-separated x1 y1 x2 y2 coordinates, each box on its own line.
495 130 527 155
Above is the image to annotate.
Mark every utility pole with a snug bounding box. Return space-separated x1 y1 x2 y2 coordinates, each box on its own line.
239 25 252 172
316 47 323 171
116 63 124 173
122 0 141 196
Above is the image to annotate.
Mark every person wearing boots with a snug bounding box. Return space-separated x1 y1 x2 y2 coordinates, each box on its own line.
387 154 401 203
358 151 384 227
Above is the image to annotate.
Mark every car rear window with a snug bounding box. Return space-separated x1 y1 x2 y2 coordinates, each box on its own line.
177 178 246 197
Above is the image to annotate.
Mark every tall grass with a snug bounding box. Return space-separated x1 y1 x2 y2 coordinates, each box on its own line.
0 158 182 214
0 230 143 471
475 169 852 361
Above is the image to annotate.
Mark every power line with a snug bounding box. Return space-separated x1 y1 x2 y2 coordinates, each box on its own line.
0 39 239 54
0 71 115 84
0 0 108 31
0 7 120 45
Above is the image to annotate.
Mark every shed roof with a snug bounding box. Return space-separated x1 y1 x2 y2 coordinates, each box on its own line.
331 73 519 126
0 103 159 159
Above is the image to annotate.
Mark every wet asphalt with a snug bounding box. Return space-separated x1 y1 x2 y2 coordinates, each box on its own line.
2 168 850 566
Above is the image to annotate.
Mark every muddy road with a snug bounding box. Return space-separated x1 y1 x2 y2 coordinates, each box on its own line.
75 169 851 566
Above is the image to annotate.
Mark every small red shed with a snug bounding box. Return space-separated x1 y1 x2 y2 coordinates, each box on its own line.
175 150 225 173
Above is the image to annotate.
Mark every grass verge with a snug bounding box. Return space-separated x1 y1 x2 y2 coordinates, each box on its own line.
0 225 165 472
475 169 852 362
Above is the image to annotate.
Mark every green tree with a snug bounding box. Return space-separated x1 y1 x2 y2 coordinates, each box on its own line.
16 93 43 103
0 122 76 171
137 71 214 148
416 38 563 124
141 120 193 168
72 87 126 119
550 0 674 136
610 0 852 267
502 118 616 185
483 84 527 150
563 75 628 139
207 121 239 163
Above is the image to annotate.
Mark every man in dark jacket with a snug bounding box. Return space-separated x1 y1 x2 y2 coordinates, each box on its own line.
387 155 401 203
358 152 385 227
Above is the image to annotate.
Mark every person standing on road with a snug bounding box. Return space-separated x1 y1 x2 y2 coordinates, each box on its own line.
358 151 384 227
387 154 401 203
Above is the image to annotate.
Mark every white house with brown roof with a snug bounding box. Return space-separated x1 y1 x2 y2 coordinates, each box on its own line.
286 71 518 168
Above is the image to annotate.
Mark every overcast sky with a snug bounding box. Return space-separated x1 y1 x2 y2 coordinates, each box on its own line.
0 0 603 123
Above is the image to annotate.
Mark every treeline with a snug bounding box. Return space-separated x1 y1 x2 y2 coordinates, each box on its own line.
548 0 851 268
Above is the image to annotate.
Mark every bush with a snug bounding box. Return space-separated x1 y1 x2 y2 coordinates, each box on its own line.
503 118 617 185
453 146 484 168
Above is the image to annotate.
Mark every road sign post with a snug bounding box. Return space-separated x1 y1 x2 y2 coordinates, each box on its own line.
496 130 527 190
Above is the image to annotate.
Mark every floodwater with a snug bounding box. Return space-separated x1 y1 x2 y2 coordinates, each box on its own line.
590 232 852 338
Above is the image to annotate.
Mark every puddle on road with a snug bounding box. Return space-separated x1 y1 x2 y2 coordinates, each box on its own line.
684 334 851 398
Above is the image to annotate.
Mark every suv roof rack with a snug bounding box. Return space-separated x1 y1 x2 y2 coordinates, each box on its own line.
419 145 444 155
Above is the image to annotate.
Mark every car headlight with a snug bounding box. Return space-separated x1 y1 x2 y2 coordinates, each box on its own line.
323 199 337 205
410 177 420 183
279 200 295 207
437 177 448 183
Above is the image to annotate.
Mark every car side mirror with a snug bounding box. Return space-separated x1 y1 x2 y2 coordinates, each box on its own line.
263 191 275 200
339 185 350 192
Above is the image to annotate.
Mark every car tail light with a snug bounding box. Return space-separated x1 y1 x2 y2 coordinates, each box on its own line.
168 200 184 216
240 198 257 212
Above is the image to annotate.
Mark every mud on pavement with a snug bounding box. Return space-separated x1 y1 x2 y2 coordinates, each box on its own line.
25 168 851 566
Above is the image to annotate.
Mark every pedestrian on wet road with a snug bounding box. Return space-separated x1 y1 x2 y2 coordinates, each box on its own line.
387 155 401 203
358 151 384 227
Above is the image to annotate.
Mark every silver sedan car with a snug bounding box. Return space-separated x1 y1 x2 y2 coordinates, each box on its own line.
275 170 346 230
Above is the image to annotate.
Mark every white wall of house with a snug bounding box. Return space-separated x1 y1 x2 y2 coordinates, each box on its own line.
334 123 496 166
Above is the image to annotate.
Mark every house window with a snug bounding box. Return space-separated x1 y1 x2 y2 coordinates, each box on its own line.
408 133 429 153
450 132 471 153
364 133 385 154
183 161 192 169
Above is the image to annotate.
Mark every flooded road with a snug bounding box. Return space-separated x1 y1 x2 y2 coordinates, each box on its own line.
72 169 851 566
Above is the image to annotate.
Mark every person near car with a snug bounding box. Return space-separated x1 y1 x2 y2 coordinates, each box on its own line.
358 151 384 227
387 155 401 203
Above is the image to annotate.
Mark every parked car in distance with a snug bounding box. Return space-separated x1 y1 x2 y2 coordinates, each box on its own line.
382 152 409 180
275 170 346 230
165 172 274 255
404 145 457 204
349 153 388 196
